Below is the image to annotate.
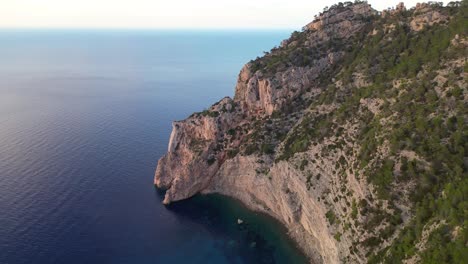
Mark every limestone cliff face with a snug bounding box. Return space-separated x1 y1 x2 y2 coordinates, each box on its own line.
234 65 317 115
155 2 466 263
155 97 241 204
155 4 376 262
233 2 375 118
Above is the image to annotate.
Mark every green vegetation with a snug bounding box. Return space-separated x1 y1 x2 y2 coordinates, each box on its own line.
351 200 358 219
220 2 467 262
277 113 334 161
326 210 337 225
207 156 216 165
248 1 368 77
200 110 220 118
267 1 466 262
352 2 466 262
334 232 342 241
260 143 275 155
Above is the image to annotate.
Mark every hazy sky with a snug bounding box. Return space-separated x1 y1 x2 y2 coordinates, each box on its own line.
0 0 452 29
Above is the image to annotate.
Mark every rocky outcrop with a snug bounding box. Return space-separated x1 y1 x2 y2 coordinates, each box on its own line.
234 2 375 117
155 97 241 204
234 64 328 115
155 5 374 260
306 2 375 32
381 2 406 17
155 4 373 260
410 3 448 31
155 2 465 263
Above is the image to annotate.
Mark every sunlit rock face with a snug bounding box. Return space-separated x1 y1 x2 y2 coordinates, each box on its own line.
155 2 465 263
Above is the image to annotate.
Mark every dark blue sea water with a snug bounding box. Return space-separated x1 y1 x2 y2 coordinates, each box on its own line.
0 30 308 264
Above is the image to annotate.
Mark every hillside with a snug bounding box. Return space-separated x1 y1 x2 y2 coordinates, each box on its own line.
155 1 467 263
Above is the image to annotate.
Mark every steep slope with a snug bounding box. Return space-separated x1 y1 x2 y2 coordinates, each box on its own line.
155 1 467 263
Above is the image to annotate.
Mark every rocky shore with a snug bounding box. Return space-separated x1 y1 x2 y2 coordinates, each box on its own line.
155 2 466 263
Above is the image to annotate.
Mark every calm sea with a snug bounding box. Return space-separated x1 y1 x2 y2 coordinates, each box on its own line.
0 30 308 264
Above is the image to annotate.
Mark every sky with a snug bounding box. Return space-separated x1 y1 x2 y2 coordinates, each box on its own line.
0 0 453 29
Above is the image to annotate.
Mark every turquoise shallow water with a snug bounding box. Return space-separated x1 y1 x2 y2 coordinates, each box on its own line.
0 30 308 263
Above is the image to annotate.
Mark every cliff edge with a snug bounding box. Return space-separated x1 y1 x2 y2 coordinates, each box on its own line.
155 1 467 263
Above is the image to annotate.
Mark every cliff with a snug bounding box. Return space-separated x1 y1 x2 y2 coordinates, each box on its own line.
155 1 467 263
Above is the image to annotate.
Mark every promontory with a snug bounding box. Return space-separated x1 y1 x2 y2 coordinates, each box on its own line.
155 1 467 263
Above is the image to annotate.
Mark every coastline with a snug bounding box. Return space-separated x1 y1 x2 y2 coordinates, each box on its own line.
153 2 467 263
199 191 318 264
163 192 310 263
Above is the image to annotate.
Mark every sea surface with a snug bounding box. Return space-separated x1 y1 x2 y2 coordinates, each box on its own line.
0 30 308 264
